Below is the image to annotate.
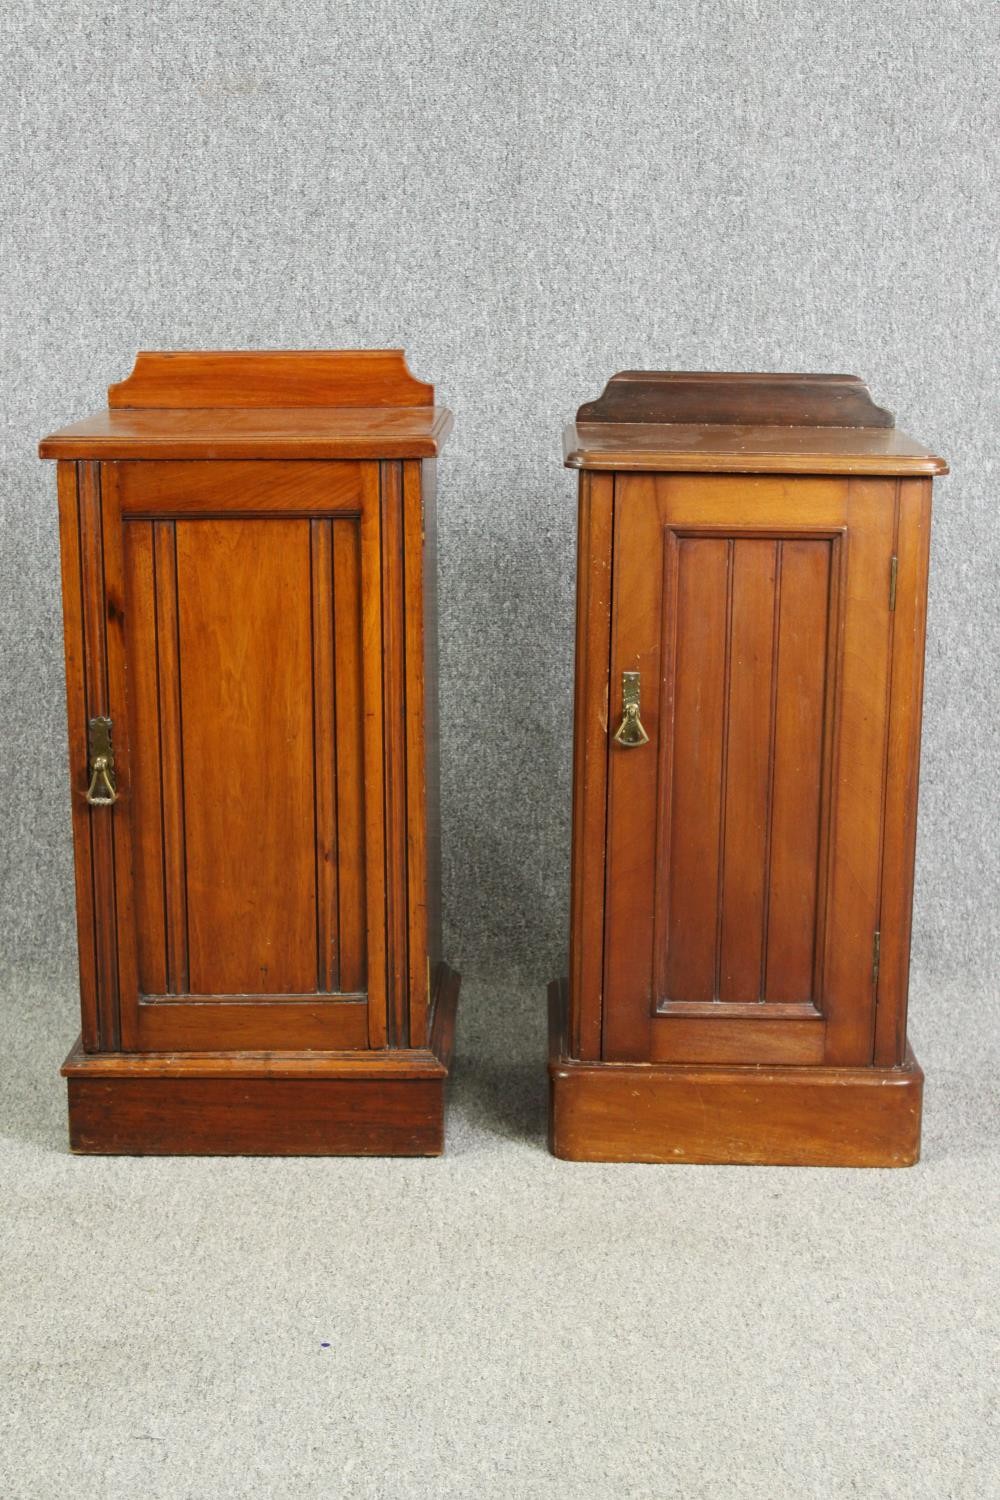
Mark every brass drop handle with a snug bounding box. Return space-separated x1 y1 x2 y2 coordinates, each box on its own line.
85 716 118 806
613 670 649 748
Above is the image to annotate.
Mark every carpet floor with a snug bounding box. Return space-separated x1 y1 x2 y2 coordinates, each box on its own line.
1 964 997 1499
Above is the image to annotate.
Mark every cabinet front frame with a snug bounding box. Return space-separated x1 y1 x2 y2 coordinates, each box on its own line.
57 456 432 1056
567 468 929 1071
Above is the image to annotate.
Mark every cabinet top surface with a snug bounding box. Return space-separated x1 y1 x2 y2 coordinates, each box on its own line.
565 371 948 475
40 404 454 460
564 421 948 475
39 348 453 459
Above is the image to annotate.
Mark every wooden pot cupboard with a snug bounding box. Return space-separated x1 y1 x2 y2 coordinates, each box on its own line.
40 350 459 1155
549 372 947 1166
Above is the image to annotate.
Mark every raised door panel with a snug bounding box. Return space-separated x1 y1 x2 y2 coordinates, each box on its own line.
604 474 895 1065
98 461 385 1052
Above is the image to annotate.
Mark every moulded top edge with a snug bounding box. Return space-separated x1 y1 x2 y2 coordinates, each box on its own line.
563 422 949 477
38 405 454 461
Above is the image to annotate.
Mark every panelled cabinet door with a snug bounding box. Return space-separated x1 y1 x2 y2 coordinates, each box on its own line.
604 474 895 1067
99 460 387 1052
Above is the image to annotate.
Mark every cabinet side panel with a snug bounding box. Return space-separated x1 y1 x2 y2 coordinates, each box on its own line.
420 459 442 975
569 472 613 1060
403 459 431 1047
360 465 388 1048
56 462 100 1051
821 478 895 1064
380 463 409 1048
875 479 932 1066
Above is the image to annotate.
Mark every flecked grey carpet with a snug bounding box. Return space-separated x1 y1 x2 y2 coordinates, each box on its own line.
1 963 997 1499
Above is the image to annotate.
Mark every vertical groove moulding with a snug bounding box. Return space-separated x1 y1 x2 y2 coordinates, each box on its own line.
380 462 409 1048
154 520 189 998
310 518 339 993
402 461 429 1049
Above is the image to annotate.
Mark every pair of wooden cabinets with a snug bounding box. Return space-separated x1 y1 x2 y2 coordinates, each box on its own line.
41 355 945 1164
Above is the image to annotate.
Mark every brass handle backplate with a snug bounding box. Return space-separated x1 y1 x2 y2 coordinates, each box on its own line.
613 670 649 748
85 716 118 806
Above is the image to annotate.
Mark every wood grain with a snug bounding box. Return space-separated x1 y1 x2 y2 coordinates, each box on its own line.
602 475 661 1059
311 519 339 993
62 1037 450 1081
121 521 167 996
108 349 434 408
820 480 895 1064
874 480 933 1066
402 460 430 1048
665 538 729 1001
569 472 613 1060
549 983 922 1167
564 421 947 475
62 963 459 1155
56 462 99 1051
763 539 832 1001
577 371 895 427
360 464 388 1048
78 461 120 1052
176 517 317 995
381 463 410 1048
40 406 453 462
134 998 368 1053
118 460 363 515
67 1075 445 1156
152 521 189 997
332 518 367 995
417 460 444 980
718 540 776 1001
100 467 139 1052
650 1014 826 1065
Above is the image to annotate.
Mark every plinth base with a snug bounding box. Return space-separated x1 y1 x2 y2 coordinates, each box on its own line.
548 979 922 1167
62 966 459 1156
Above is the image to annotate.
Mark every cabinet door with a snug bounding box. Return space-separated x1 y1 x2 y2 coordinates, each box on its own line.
604 474 895 1066
87 460 387 1052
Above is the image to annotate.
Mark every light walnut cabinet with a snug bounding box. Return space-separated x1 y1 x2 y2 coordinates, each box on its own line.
41 350 458 1154
549 372 946 1165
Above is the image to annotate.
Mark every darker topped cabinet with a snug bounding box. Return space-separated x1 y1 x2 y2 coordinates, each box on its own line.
549 372 947 1166
41 349 458 1154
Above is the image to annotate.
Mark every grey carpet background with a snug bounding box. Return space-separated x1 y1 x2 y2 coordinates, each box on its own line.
3 964 999 1498
1 0 998 989
1 7 999 1496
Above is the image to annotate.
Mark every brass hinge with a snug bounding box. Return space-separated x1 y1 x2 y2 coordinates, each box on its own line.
889 555 898 612
872 929 881 987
